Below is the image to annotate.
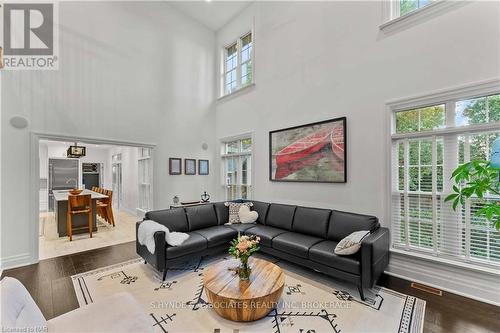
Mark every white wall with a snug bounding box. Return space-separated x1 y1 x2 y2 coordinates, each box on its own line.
215 1 500 303
1 2 217 268
215 1 500 222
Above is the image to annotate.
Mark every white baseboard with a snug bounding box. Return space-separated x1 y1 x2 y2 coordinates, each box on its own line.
0 253 34 270
386 251 500 306
119 206 139 217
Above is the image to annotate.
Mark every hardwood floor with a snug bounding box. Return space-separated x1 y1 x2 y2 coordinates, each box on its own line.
2 241 499 332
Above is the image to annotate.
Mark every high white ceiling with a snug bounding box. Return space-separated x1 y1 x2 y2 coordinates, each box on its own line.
168 1 252 31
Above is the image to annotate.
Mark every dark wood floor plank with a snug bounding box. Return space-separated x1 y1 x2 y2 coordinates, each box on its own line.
51 277 79 318
2 240 498 331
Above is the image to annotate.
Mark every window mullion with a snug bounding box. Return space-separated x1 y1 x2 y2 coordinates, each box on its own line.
432 136 438 255
236 38 242 89
464 133 471 260
404 139 410 250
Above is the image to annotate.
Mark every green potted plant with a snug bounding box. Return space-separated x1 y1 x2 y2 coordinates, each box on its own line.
445 160 500 230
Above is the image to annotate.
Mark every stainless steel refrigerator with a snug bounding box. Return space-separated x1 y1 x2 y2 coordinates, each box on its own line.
48 158 79 211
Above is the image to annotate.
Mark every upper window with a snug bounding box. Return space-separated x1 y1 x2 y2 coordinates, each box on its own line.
221 32 253 97
399 0 432 16
395 104 445 134
456 94 500 127
381 1 466 32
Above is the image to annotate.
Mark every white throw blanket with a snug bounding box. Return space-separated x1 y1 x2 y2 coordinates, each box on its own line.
138 220 189 254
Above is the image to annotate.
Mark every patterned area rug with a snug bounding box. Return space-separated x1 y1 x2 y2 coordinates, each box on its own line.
71 254 425 333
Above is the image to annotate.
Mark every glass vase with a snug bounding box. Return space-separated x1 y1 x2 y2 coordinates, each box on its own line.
238 258 251 281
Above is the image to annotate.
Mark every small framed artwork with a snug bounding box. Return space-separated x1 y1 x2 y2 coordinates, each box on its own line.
185 159 196 175
169 158 182 175
198 159 209 175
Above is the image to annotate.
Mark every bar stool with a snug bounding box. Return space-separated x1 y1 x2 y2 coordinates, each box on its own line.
105 190 115 227
97 190 115 227
67 194 92 241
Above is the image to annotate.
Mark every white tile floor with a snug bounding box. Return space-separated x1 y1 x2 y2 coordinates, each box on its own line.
38 209 138 260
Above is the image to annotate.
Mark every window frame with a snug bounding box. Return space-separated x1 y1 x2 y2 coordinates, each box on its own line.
380 1 468 33
220 134 254 201
220 30 254 98
137 147 152 213
387 79 500 271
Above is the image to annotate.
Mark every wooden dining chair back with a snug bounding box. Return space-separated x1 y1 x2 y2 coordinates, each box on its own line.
67 194 92 241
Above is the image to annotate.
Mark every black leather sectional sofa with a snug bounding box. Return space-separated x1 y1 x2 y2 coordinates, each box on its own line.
136 201 390 300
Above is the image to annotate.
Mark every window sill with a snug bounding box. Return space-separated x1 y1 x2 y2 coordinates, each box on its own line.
380 1 468 34
217 83 255 102
390 248 500 276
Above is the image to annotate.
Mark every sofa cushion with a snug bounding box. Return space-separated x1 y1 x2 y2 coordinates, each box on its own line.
328 210 379 242
214 202 229 225
192 226 237 248
226 223 256 234
266 204 296 230
185 204 218 231
292 207 331 238
272 232 323 259
166 232 207 259
250 201 270 225
145 208 188 232
244 225 287 247
309 240 360 274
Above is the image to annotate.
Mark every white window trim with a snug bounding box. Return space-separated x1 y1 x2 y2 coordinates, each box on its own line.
219 30 255 99
386 78 500 272
137 147 152 214
219 132 255 200
380 0 469 34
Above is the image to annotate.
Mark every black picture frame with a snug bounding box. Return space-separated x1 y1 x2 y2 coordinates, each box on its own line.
169 158 182 175
198 159 209 175
269 117 347 183
184 159 196 175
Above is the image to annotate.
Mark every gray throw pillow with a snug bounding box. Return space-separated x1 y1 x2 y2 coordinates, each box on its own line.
334 230 370 255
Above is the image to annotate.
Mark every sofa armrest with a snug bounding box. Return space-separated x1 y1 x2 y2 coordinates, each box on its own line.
360 227 390 288
135 221 166 272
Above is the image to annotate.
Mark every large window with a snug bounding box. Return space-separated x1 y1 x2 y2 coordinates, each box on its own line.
391 91 500 268
221 137 252 200
221 32 253 96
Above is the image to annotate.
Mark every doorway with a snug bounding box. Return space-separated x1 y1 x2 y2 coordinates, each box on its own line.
34 134 155 261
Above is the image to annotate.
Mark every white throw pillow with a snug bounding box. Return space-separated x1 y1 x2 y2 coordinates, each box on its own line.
334 230 370 255
238 205 258 224
224 202 253 224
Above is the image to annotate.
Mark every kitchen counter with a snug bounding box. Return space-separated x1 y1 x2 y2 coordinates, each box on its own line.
54 190 108 237
53 189 108 201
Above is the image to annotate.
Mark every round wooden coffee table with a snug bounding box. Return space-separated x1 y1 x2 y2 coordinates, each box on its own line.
203 257 285 322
